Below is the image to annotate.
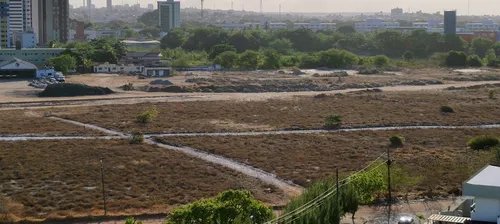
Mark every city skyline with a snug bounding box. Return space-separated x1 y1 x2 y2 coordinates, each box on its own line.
69 0 500 15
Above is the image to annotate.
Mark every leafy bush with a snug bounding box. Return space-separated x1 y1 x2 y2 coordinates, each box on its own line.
440 105 455 113
325 114 342 129
372 55 390 67
166 190 274 224
120 83 135 91
39 83 114 97
445 51 467 67
402 51 415 62
467 135 500 150
130 132 145 144
489 89 496 99
467 54 484 67
358 66 381 75
389 136 405 147
136 106 159 124
124 217 143 224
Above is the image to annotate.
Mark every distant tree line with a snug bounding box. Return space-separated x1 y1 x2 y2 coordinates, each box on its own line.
159 26 500 69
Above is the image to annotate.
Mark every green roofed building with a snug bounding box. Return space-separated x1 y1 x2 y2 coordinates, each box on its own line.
0 48 66 66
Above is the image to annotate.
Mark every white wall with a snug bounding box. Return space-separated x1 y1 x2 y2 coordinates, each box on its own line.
472 197 500 222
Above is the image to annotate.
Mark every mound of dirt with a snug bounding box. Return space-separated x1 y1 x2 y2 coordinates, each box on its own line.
149 79 173 85
39 83 114 97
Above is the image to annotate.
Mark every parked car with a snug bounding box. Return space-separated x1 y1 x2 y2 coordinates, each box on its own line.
398 216 415 224
54 72 65 82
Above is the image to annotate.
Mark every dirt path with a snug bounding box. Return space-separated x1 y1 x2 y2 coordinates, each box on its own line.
1 80 499 110
146 123 500 137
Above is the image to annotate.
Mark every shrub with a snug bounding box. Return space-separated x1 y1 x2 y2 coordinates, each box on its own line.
136 106 159 124
120 83 135 91
445 51 467 67
440 106 455 113
402 51 415 62
325 114 342 129
389 136 405 147
130 132 145 144
372 55 390 67
489 89 496 99
467 54 484 67
124 217 143 224
467 135 500 150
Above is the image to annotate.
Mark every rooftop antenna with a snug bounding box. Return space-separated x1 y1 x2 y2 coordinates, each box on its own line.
201 0 204 19
279 4 281 16
260 0 263 13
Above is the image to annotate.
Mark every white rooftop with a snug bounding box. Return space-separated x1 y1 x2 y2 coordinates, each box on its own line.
466 165 500 187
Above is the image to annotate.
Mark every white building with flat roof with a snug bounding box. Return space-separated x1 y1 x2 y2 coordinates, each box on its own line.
465 21 500 31
462 165 500 223
294 20 336 32
355 19 399 32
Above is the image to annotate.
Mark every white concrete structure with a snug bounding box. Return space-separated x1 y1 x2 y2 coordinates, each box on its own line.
15 32 36 48
412 20 443 29
294 20 336 32
465 21 500 31
214 22 247 31
93 63 143 74
144 66 171 77
355 19 400 32
158 0 180 32
462 165 500 223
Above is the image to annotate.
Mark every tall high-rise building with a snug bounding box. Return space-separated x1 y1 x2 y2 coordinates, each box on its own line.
158 0 180 32
107 0 112 9
33 0 69 45
0 0 10 48
444 10 457 35
8 0 32 43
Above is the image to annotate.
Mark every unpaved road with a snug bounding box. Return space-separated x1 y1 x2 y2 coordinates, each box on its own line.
1 80 500 110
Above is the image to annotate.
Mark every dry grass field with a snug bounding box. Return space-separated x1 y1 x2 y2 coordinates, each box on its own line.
0 110 101 135
0 140 286 221
52 88 500 133
158 128 500 198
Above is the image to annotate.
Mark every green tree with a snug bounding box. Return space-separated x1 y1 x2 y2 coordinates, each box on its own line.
402 51 415 62
443 35 468 52
374 30 405 56
261 49 282 69
209 44 236 59
445 51 467 67
467 54 484 67
341 184 359 220
300 54 321 68
137 10 158 27
485 49 497 66
372 55 390 67
166 190 274 224
268 38 294 54
123 29 138 38
471 38 494 58
492 42 500 56
237 50 261 69
160 28 186 49
228 31 259 53
337 25 356 35
138 27 161 38
318 49 359 68
48 54 77 75
214 51 238 68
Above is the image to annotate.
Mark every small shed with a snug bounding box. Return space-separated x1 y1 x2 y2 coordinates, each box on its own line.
428 214 471 224
462 165 500 223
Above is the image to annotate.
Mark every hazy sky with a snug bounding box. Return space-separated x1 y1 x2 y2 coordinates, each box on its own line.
70 0 499 15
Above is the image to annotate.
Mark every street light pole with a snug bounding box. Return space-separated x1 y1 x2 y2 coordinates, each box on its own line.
100 159 107 216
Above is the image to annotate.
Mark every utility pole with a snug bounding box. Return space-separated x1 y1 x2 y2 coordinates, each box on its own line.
260 0 263 13
387 148 392 224
336 168 339 208
231 2 233 11
100 159 107 216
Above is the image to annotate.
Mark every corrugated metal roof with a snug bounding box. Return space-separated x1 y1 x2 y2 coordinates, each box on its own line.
428 214 471 223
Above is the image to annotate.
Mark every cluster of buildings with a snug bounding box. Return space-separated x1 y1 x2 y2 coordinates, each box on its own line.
214 20 337 32
426 165 500 224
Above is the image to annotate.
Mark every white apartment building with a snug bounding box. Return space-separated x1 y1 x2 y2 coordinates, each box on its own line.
465 20 500 31
355 19 400 32
8 0 32 46
412 20 443 29
294 20 336 32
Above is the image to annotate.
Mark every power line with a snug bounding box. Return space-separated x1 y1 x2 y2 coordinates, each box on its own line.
266 154 388 224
